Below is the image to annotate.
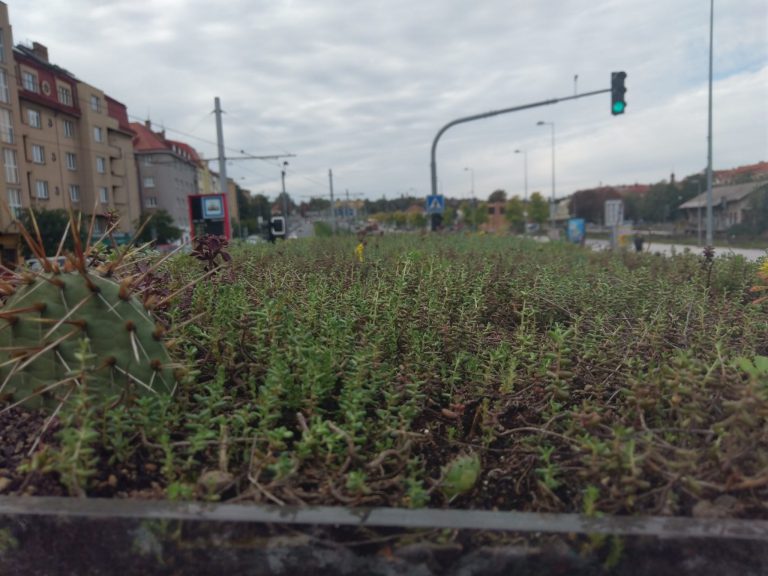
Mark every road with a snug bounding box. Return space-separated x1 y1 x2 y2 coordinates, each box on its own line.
584 239 766 262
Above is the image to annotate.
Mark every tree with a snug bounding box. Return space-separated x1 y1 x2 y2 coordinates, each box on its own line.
639 181 686 223
488 189 507 203
459 201 487 229
306 196 330 212
408 212 426 229
237 188 273 238
570 187 622 224
135 210 182 244
528 192 549 225
442 206 456 227
623 193 643 223
275 192 295 215
745 183 768 234
391 211 407 229
505 196 525 232
19 209 71 257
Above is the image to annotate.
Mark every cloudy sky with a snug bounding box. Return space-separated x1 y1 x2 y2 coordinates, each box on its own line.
9 0 768 202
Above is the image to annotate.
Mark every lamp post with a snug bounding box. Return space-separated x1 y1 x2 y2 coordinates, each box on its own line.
464 167 475 230
514 149 528 234
536 121 556 233
281 161 289 236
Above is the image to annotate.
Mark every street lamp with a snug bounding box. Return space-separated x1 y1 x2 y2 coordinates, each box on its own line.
281 161 289 236
536 121 556 233
464 167 476 230
514 149 528 234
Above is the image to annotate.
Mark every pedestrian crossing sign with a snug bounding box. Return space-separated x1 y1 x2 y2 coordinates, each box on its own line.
425 195 445 214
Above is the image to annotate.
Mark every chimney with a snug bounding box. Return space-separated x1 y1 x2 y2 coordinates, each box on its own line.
144 120 151 129
31 42 49 62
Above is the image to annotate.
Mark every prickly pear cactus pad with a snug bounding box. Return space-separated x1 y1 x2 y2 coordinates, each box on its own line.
0 270 177 409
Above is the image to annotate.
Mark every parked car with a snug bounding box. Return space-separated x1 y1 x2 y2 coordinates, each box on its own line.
25 256 67 272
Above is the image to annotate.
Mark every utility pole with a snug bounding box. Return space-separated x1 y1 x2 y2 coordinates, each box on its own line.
705 0 714 246
328 169 337 234
281 161 289 236
214 97 227 195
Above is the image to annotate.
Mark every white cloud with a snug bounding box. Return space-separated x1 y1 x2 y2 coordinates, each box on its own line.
8 0 767 201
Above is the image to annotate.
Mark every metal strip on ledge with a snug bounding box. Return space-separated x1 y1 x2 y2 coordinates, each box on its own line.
0 497 766 541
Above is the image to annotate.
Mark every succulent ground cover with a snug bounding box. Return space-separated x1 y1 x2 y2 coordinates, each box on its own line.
2 234 767 520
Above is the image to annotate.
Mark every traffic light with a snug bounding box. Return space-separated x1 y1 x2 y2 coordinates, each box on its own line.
611 71 627 115
270 216 285 236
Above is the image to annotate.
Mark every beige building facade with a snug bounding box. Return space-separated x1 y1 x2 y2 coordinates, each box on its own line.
14 42 139 239
0 2 25 266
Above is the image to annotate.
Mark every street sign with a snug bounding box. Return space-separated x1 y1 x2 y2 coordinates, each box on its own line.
604 200 624 227
425 194 445 214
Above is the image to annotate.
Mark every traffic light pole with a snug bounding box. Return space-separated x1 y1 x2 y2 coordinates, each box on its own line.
429 88 610 198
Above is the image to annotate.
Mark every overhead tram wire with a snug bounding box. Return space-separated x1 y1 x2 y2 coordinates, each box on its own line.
126 113 278 162
125 114 333 189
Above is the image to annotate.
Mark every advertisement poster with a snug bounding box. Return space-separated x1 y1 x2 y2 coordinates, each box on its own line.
567 218 586 245
202 195 224 219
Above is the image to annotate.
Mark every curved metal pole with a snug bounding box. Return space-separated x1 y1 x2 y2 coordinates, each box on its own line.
429 89 610 198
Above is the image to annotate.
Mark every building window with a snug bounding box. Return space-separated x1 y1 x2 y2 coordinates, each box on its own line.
31 144 45 164
65 152 77 170
145 196 158 208
3 148 18 183
27 109 41 128
93 126 103 142
143 176 155 188
69 184 80 202
63 119 74 138
57 84 72 106
35 180 49 199
8 188 21 218
0 109 13 144
99 186 108 203
96 156 106 173
0 29 5 63
0 70 9 103
143 156 152 166
90 95 101 112
22 71 39 93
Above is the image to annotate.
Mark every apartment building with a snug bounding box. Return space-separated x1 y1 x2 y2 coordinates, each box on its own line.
105 95 141 231
0 2 25 266
131 121 198 243
131 121 241 242
13 42 139 240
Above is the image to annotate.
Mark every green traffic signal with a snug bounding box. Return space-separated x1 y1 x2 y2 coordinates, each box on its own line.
611 71 627 116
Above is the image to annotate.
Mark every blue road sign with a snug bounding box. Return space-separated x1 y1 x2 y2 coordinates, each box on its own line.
425 195 445 214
